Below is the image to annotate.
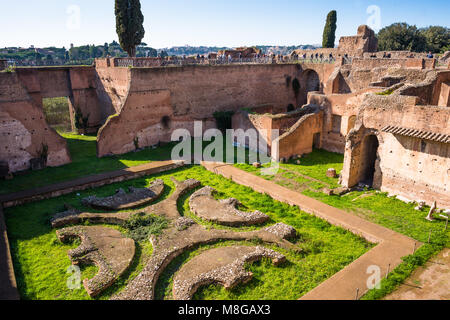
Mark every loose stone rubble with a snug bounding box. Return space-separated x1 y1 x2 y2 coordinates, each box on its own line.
189 186 270 226
175 217 195 231
172 246 286 300
263 223 297 240
326 168 337 178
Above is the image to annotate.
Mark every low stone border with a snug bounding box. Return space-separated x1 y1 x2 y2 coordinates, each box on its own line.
82 179 164 210
0 160 184 208
0 205 20 300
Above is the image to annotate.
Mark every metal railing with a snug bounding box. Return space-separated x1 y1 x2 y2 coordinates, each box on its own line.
113 56 338 68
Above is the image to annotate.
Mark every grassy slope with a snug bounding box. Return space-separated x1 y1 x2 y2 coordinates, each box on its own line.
5 166 372 300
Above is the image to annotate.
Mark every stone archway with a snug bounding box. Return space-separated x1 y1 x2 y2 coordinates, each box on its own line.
304 69 320 93
340 126 383 189
360 134 379 186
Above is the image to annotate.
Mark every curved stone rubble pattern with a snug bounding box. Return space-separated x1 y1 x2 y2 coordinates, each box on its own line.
50 178 299 300
82 179 165 210
50 204 133 228
50 178 201 228
56 226 135 297
146 178 201 220
111 223 299 300
189 186 270 226
172 246 286 300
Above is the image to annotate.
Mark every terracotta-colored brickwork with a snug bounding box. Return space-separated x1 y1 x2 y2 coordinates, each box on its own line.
0 72 71 172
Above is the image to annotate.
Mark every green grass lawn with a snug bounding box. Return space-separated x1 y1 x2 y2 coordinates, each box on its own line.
4 166 373 300
0 134 260 195
0 133 175 195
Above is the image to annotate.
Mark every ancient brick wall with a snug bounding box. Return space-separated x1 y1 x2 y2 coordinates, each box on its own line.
293 25 378 59
308 90 379 153
15 67 107 132
97 64 301 157
338 25 378 57
94 64 130 118
0 72 71 172
341 92 450 209
276 111 324 159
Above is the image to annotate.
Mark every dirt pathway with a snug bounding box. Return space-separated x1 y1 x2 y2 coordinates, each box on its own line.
385 249 450 300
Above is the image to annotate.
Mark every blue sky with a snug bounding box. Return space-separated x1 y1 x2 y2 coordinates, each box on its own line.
1 0 449 49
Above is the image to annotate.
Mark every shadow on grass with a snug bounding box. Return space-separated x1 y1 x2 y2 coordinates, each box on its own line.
0 134 263 195
0 134 176 195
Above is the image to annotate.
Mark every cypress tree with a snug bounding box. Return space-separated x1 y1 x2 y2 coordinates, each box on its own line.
322 10 337 48
115 0 145 57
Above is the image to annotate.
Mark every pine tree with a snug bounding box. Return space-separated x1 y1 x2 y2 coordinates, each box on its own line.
115 0 145 57
322 10 337 48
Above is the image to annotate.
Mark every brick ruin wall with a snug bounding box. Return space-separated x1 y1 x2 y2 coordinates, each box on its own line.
231 106 316 152
96 64 301 157
276 111 323 159
0 66 116 173
341 92 450 209
293 25 378 59
1 55 449 209
308 89 380 154
0 72 71 172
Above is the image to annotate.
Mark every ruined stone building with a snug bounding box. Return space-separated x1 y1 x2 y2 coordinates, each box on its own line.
0 25 449 209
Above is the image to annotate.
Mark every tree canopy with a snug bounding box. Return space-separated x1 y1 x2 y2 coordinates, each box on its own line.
322 10 337 48
378 23 449 53
420 26 450 53
115 0 145 57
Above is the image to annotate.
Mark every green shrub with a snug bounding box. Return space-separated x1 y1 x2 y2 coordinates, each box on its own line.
123 212 168 242
2 66 15 73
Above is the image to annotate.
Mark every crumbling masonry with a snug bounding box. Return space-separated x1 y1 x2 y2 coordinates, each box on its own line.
0 25 449 209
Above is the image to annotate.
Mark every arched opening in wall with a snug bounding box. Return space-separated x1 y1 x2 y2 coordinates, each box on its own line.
360 134 379 186
313 132 321 149
42 97 73 134
304 70 320 93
